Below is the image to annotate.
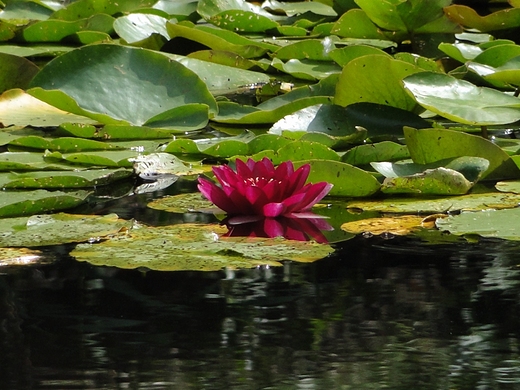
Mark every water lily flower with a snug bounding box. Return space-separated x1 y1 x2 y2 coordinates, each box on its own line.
198 158 332 221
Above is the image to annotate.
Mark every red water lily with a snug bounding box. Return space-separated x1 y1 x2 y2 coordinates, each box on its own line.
198 158 332 220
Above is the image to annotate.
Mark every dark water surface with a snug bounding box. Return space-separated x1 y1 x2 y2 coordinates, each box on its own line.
2 235 520 389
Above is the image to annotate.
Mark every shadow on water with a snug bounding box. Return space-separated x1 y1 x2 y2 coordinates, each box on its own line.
1 234 520 389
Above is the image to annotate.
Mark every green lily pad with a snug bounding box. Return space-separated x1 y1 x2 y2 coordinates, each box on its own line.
0 44 75 58
273 39 337 61
131 153 203 176
0 89 96 127
404 72 520 125
335 54 424 112
147 192 212 213
0 53 39 93
485 56 520 87
347 191 520 214
270 58 342 81
496 180 520 194
71 223 334 271
197 0 280 33
381 167 475 195
0 169 132 189
295 159 381 197
0 189 90 217
262 0 336 17
270 141 340 164
164 133 254 158
113 13 170 44
473 44 520 68
8 136 121 152
436 207 520 241
57 123 174 139
404 127 520 180
342 141 410 166
444 4 520 32
438 42 483 63
0 152 82 171
50 0 157 20
0 213 132 248
330 9 388 40
214 74 337 124
0 1 55 21
29 44 217 127
329 44 391 67
44 150 141 168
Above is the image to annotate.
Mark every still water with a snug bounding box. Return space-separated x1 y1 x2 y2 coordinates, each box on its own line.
2 234 520 389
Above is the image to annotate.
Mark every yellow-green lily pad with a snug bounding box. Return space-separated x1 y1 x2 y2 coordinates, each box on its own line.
71 223 334 271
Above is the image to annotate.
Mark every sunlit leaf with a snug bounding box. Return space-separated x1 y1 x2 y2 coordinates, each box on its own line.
0 89 96 127
71 223 334 271
0 248 45 266
29 44 217 127
436 207 520 241
404 127 520 180
335 54 424 112
347 191 520 213
445 4 520 32
113 13 170 44
0 213 132 248
341 215 428 236
262 0 336 17
0 189 90 217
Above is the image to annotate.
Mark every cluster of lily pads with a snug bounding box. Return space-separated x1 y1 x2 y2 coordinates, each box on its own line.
2 0 520 268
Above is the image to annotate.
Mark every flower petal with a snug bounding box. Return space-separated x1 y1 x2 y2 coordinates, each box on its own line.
263 202 286 218
263 218 284 238
197 178 236 213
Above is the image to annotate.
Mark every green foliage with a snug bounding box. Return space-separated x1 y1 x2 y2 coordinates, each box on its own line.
3 0 520 261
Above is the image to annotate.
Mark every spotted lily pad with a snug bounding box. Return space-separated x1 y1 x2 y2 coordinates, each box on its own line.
341 215 428 236
436 207 520 241
0 189 90 217
71 223 334 271
347 191 520 214
0 213 131 248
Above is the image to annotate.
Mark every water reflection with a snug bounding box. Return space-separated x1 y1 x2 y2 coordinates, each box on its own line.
1 238 520 389
223 215 333 243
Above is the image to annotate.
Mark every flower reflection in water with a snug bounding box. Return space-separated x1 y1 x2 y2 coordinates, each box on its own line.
222 214 333 244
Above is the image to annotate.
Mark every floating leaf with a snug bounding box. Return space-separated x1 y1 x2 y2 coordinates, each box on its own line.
496 180 520 194
44 150 140 167
404 127 520 180
147 192 213 213
71 223 334 271
113 13 170 44
0 89 96 127
0 169 132 189
0 189 90 217
0 248 45 266
341 215 428 236
445 5 520 32
331 9 389 40
8 136 121 152
347 191 520 214
0 53 39 93
335 54 424 112
29 44 217 127
270 58 342 81
295 160 380 197
262 0 336 17
0 152 81 171
342 141 410 166
381 167 474 195
131 153 203 177
403 72 520 125
0 213 132 248
436 207 520 241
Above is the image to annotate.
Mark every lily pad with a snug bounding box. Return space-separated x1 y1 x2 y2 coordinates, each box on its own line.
0 169 132 189
147 192 213 213
444 4 520 32
335 54 424 112
403 72 520 125
0 53 39 93
0 213 132 248
341 215 428 236
347 191 520 214
0 89 96 127
342 141 410 166
295 160 381 197
436 207 520 241
71 223 334 271
404 127 520 181
44 150 141 167
0 189 90 217
29 44 217 127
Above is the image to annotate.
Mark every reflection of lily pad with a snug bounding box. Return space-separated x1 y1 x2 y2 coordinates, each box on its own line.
0 213 131 248
347 191 520 213
72 223 334 271
436 207 520 241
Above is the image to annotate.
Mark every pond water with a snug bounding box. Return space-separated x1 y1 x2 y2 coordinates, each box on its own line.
2 229 520 389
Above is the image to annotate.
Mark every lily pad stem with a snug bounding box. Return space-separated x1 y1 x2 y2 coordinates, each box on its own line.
480 125 488 139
